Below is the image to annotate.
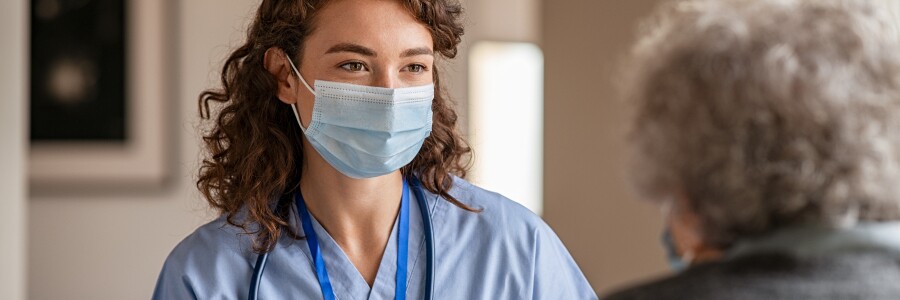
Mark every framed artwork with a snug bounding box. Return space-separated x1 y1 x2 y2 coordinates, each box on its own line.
29 0 172 193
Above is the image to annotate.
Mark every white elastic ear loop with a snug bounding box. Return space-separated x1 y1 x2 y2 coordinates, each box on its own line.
284 56 315 133
285 56 316 96
289 104 307 134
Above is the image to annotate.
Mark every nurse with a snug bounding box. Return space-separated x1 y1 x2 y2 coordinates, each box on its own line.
152 0 596 299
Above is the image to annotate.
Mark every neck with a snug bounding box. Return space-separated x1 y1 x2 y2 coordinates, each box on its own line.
298 144 403 256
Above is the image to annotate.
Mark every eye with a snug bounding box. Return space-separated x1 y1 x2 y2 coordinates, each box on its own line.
339 62 368 72
405 64 428 73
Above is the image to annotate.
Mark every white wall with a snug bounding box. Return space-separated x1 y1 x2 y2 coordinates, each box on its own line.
27 1 255 299
0 0 28 299
451 0 540 134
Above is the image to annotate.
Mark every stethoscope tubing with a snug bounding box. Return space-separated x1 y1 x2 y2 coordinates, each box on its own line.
248 177 434 300
411 177 435 300
249 251 269 299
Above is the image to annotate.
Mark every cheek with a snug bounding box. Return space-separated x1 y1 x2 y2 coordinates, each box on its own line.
415 67 436 84
303 91 316 109
409 72 434 85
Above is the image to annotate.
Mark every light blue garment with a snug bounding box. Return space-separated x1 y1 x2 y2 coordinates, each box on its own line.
285 57 434 179
153 177 598 299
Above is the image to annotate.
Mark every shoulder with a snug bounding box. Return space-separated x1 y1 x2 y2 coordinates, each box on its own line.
445 176 542 223
603 251 900 300
154 216 256 299
436 177 597 298
601 261 739 300
157 215 255 281
603 254 807 300
168 215 253 264
431 176 564 257
602 253 798 300
440 176 549 235
602 273 700 300
154 215 257 298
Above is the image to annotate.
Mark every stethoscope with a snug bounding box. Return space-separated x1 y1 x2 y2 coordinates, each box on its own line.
248 176 435 300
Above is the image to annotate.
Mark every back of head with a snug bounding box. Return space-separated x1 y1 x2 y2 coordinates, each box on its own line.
627 0 900 247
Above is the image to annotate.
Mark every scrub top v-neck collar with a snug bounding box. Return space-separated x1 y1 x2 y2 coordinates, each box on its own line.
294 186 429 300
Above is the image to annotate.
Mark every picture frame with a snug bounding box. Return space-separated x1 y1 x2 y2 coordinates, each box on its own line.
29 0 173 193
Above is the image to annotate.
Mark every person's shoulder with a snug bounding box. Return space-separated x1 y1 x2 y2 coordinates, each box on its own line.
440 176 597 299
435 176 555 245
154 215 258 299
161 215 254 274
444 176 546 227
601 264 725 300
601 254 802 300
601 273 689 300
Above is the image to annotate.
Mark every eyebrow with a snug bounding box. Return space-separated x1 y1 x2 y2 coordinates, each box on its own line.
400 47 434 57
324 43 434 58
326 43 377 57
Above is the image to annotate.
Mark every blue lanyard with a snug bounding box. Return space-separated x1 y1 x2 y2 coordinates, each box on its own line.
295 179 411 300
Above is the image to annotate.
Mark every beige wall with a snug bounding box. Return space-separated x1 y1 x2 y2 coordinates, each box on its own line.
27 1 254 299
542 0 669 294
458 0 669 293
1 0 28 299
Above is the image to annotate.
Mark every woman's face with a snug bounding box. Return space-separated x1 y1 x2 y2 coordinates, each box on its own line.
293 0 435 128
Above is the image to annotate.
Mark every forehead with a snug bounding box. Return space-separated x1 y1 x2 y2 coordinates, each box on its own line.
307 0 434 53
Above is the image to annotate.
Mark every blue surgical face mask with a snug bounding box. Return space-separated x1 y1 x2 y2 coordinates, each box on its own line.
285 57 434 179
661 228 689 272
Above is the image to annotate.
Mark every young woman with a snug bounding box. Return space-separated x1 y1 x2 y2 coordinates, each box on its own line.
153 0 595 299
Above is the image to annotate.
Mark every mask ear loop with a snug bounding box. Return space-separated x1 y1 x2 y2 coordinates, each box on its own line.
284 55 316 133
285 56 316 96
661 196 695 267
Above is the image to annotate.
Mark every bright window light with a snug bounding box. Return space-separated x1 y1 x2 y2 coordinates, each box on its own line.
468 41 544 215
880 0 900 29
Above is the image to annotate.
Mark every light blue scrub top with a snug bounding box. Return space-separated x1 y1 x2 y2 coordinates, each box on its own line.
153 177 598 299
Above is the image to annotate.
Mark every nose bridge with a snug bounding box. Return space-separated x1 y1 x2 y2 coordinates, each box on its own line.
373 66 399 88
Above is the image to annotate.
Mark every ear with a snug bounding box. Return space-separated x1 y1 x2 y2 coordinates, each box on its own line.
667 191 723 264
264 47 298 105
666 192 701 257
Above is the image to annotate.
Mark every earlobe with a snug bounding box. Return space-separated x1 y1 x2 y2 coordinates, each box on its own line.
263 47 298 105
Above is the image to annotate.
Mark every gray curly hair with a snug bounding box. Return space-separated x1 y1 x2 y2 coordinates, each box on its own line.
627 0 900 247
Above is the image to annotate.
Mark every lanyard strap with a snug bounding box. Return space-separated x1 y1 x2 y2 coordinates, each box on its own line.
397 179 411 300
295 179 411 300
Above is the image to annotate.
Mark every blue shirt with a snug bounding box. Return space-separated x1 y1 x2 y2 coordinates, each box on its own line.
153 177 597 299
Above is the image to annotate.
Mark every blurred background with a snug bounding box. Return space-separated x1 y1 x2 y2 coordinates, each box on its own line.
7 0 895 299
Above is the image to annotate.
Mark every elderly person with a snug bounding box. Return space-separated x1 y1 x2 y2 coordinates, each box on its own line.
605 0 900 299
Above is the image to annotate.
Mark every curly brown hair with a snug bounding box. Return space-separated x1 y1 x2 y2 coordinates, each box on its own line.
197 0 474 253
